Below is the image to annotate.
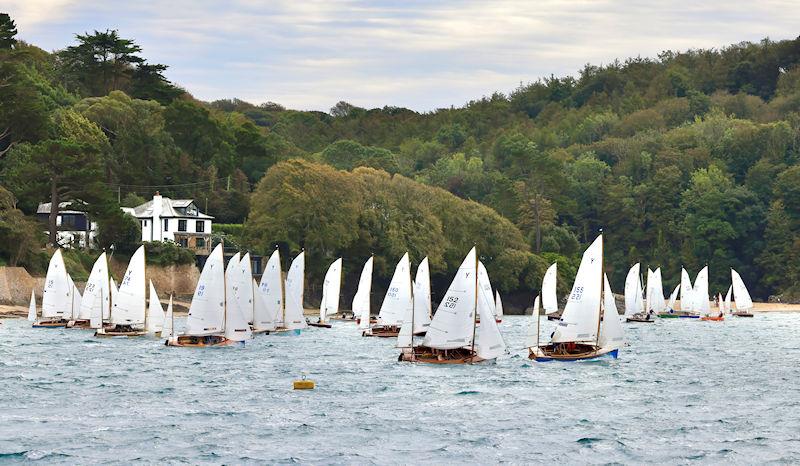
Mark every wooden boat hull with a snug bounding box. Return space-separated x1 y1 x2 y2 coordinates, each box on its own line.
529 344 619 362
546 314 562 321
32 320 67 328
732 312 754 317
308 321 332 328
398 346 488 364
658 311 699 319
363 325 400 338
165 334 242 347
66 320 92 329
700 316 724 321
356 317 378 326
251 328 272 335
626 317 655 323
95 328 148 338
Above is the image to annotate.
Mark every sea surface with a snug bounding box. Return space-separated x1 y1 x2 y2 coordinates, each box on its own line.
1 314 799 464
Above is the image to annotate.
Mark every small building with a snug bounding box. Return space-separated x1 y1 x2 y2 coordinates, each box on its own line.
36 202 98 249
123 192 213 255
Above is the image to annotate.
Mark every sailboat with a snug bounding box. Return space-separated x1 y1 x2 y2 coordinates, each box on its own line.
666 283 680 314
167 244 253 346
255 249 283 334
724 285 733 314
232 252 254 328
494 290 504 323
96 245 149 337
623 263 651 322
161 295 175 342
32 249 71 328
524 295 541 351
273 251 307 335
309 257 342 328
145 280 165 334
528 234 624 361
702 292 725 321
660 268 699 318
355 256 374 330
412 257 432 335
648 268 667 316
364 253 412 338
399 247 506 364
27 289 36 322
730 269 754 317
692 266 711 319
542 263 561 320
76 252 111 330
63 274 84 328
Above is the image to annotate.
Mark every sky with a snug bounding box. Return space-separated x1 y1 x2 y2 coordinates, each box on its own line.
5 0 800 112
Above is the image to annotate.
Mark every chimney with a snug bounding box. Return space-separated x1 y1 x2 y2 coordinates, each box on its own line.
152 191 162 241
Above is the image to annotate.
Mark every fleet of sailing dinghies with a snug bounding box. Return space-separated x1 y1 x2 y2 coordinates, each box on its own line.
399 247 507 364
95 245 150 337
27 237 759 360
309 258 342 328
528 235 625 361
542 262 560 320
364 253 412 338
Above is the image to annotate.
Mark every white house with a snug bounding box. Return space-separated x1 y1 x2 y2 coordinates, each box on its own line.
122 192 214 255
36 202 98 249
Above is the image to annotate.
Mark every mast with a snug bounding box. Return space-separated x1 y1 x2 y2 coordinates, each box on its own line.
143 248 148 330
535 295 540 349
410 254 415 349
470 247 479 357
222 240 227 334
595 233 603 348
280 246 286 324
105 250 112 323
170 292 175 339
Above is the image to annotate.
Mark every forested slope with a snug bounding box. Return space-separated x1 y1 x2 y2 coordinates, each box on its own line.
1 12 799 302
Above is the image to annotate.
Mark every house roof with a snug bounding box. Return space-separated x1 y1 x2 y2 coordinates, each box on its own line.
37 202 88 215
128 197 214 219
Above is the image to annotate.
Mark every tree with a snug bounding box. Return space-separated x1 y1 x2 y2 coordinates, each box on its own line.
0 185 43 266
1 140 107 245
129 63 183 104
57 29 144 96
0 13 17 50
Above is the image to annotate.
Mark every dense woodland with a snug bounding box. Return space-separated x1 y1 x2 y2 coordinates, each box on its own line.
2 12 800 305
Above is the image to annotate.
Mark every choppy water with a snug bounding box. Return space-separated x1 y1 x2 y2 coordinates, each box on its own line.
1 314 799 464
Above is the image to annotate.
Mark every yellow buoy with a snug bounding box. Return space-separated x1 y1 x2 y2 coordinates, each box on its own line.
293 373 315 390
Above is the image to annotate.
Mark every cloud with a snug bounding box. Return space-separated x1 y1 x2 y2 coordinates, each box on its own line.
8 0 800 111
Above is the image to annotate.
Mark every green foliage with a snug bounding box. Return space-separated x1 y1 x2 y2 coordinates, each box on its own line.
143 240 195 266
0 185 45 268
0 13 17 50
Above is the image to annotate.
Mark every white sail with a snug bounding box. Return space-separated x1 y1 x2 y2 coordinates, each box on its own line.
258 249 283 327
234 252 255 324
284 251 307 330
353 256 373 329
42 248 70 319
161 295 174 339
27 289 36 321
475 262 506 360
542 262 559 314
185 244 226 336
111 245 146 326
725 285 732 313
650 268 666 313
396 320 413 348
412 256 432 334
79 252 110 323
524 295 540 349
667 284 680 310
146 280 165 333
377 253 412 326
624 263 642 317
680 268 694 312
422 247 478 350
644 268 654 313
252 278 276 331
731 269 753 311
225 252 241 324
552 235 603 344
693 266 710 315
67 274 81 320
717 293 725 316
494 290 504 320
320 258 342 322
598 273 624 350
224 288 253 342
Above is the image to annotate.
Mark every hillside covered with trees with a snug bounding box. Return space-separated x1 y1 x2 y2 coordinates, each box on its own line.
2 11 800 304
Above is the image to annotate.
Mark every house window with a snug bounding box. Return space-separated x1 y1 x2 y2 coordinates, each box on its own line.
178 220 187 232
163 219 169 231
196 237 206 248
178 237 188 247
142 220 148 228
196 221 204 232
